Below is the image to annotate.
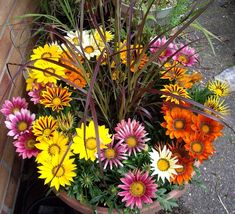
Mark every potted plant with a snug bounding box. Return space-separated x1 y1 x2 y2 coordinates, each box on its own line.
113 0 178 20
1 1 233 213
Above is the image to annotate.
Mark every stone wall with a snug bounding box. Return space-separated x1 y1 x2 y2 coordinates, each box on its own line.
0 1 38 213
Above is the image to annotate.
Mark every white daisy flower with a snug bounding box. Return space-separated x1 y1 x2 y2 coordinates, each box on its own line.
150 145 181 182
78 33 101 59
64 30 102 60
64 30 82 46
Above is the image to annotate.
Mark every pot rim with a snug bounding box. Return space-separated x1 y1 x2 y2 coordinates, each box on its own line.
57 185 188 214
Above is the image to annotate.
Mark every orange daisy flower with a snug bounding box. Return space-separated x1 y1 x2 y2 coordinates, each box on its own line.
65 71 87 89
184 133 215 163
177 75 193 89
161 107 193 139
119 42 148 73
161 101 191 114
119 42 142 64
168 141 191 159
190 71 203 83
40 86 72 112
191 114 224 141
60 51 84 67
171 157 194 185
130 54 148 73
176 72 203 89
60 52 87 88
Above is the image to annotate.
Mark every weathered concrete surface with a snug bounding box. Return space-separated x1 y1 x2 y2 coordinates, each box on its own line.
160 0 235 213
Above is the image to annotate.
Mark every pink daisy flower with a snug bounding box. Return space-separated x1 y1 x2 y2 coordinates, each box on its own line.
173 44 199 67
100 139 127 170
13 132 39 159
5 109 35 139
115 118 150 156
0 97 28 117
150 36 176 62
118 170 157 209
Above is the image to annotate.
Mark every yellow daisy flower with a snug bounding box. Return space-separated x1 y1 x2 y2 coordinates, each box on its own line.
207 80 230 97
118 41 147 72
38 154 77 191
35 131 70 163
160 84 191 104
32 61 66 85
26 71 36 91
40 86 72 112
32 115 58 142
72 120 112 161
204 95 230 115
119 41 143 65
93 27 114 45
30 43 62 61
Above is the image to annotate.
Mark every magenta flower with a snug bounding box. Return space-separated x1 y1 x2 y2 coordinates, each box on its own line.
5 109 35 139
173 44 199 67
28 83 53 104
28 86 42 104
13 132 39 159
0 97 28 117
100 139 127 170
115 118 149 156
150 36 176 62
118 170 157 209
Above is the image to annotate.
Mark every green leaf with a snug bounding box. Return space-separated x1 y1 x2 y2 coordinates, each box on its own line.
189 85 213 104
16 13 69 30
157 188 167 196
76 193 80 200
191 176 208 191
157 196 179 211
193 165 201 177
89 194 105 204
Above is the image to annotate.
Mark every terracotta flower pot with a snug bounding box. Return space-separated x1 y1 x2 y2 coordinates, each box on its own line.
58 185 188 214
58 161 201 214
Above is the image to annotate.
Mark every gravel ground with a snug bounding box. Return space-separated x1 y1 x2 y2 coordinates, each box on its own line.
160 0 235 213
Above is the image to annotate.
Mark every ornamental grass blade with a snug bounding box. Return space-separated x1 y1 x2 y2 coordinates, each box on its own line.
148 88 235 134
